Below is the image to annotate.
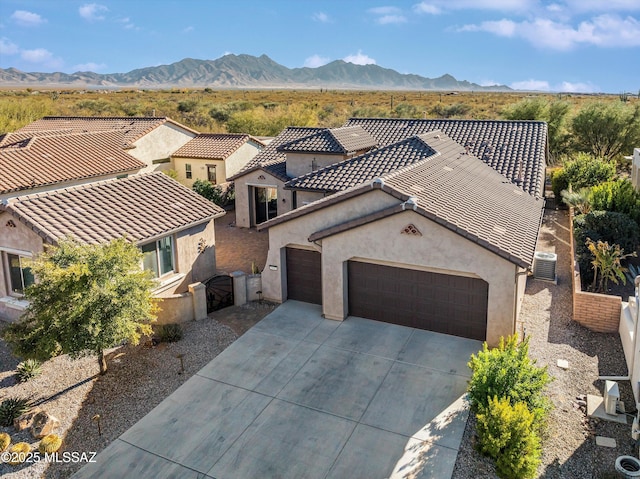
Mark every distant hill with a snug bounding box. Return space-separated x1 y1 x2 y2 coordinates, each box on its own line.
0 54 511 91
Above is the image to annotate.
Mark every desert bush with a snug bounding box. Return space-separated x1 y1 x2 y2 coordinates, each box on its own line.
0 397 32 427
156 323 183 343
467 335 550 421
38 434 63 454
430 102 471 118
589 179 640 225
0 432 10 451
192 179 230 206
476 396 542 479
16 358 42 382
551 153 616 199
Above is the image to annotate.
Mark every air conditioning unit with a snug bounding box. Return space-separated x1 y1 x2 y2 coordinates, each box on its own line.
604 380 620 416
533 252 557 283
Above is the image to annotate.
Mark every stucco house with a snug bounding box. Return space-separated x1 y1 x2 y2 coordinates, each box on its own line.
231 118 547 228
15 116 198 173
0 130 146 201
0 172 225 322
171 133 265 188
255 122 548 346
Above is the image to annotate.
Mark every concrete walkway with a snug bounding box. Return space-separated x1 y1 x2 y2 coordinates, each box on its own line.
73 301 480 479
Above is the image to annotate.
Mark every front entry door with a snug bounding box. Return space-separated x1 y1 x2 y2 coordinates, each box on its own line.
254 186 278 225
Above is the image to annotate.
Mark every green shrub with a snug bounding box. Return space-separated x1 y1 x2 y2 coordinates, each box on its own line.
589 179 640 225
476 396 542 479
551 153 616 199
38 434 62 454
157 323 183 343
192 179 230 207
467 335 550 421
16 359 42 382
0 397 32 427
574 210 640 285
0 432 10 452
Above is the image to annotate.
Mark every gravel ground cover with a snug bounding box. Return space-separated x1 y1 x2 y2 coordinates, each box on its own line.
0 302 275 479
452 208 634 479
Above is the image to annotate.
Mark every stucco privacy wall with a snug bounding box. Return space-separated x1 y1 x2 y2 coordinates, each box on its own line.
296 190 326 206
130 123 196 173
174 220 217 292
234 170 293 228
262 189 519 346
285 153 345 178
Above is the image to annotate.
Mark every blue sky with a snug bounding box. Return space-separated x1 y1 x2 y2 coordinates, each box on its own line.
0 0 639 93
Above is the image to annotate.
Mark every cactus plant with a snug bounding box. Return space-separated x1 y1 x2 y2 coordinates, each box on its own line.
0 397 32 427
38 434 62 454
16 359 42 382
7 442 30 465
0 432 10 452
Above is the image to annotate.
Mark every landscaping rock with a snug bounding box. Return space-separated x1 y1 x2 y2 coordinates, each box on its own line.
14 408 42 431
30 411 60 439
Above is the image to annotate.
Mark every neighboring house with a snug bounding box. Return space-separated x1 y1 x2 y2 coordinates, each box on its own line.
171 133 265 188
0 172 225 322
231 118 547 228
15 116 198 173
256 126 548 346
0 130 145 201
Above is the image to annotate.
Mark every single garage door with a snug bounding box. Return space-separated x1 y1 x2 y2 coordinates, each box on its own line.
348 261 488 340
286 247 322 304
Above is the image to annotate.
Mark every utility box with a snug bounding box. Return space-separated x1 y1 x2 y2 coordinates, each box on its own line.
604 380 620 416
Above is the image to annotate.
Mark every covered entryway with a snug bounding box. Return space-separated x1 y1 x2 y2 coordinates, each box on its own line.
348 261 488 341
286 247 322 304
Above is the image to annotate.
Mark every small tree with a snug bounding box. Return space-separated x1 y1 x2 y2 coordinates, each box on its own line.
3 238 157 374
586 238 634 293
192 179 226 206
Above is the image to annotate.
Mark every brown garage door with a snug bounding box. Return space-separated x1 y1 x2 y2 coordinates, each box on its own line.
348 261 488 340
286 247 322 304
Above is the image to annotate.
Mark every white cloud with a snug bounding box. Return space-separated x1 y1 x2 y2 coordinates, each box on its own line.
304 54 331 68
79 4 108 22
183 26 194 33
510 79 551 90
510 79 600 92
312 12 330 23
117 17 137 30
564 0 640 13
369 6 403 15
11 10 46 27
21 48 63 69
343 50 376 65
368 7 407 24
73 62 106 72
0 38 19 55
413 3 442 14
413 0 534 14
460 14 640 49
377 15 408 24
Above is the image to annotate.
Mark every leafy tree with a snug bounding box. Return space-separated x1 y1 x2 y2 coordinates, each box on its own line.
550 152 616 199
2 238 157 374
502 98 571 160
476 396 542 479
571 101 640 161
586 239 634 293
192 179 228 206
467 335 551 421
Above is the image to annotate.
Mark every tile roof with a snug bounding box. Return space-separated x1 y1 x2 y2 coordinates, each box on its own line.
172 133 264 160
259 134 543 268
227 127 324 181
0 131 146 195
4 172 225 245
286 131 445 192
16 116 197 144
344 118 547 197
278 126 377 154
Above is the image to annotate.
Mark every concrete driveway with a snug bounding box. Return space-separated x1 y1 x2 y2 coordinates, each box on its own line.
73 301 481 479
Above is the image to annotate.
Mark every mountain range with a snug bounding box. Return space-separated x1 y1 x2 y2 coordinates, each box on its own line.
0 54 511 91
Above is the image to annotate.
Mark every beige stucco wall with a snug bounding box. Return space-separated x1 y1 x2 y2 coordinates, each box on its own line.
286 153 345 178
633 148 640 190
233 170 292 228
0 212 45 321
131 123 196 173
262 189 519 346
225 142 263 179
172 220 217 292
295 190 326 206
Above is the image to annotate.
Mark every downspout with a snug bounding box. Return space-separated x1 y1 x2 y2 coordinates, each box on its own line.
515 267 531 339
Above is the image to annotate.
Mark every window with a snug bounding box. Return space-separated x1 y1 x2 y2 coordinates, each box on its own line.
6 253 34 295
141 236 174 278
207 165 217 184
185 164 192 179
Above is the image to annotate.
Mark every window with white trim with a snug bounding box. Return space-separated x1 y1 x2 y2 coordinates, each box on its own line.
185 164 192 179
141 236 175 278
5 253 34 296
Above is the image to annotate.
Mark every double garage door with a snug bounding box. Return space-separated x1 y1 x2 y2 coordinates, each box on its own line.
285 248 488 341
